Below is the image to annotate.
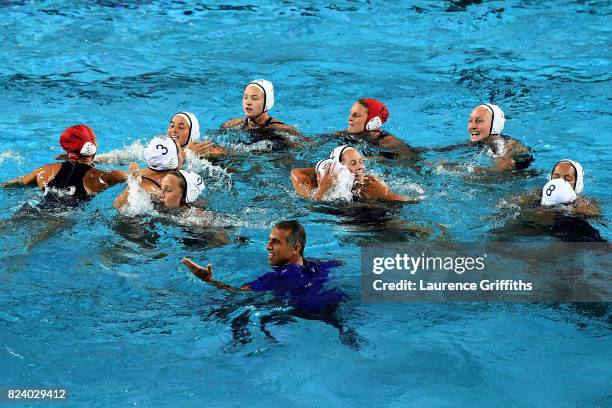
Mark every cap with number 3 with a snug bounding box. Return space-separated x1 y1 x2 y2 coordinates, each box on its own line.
144 136 180 171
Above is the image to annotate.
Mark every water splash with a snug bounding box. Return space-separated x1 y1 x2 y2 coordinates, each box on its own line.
184 150 232 190
317 165 355 202
119 175 156 216
0 150 24 164
96 140 146 165
233 140 275 153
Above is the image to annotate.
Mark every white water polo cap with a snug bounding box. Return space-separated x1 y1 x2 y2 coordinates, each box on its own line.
178 170 205 204
541 178 577 206
329 145 355 164
173 112 200 145
550 159 584 194
144 136 180 171
480 103 505 135
315 158 334 178
246 79 275 112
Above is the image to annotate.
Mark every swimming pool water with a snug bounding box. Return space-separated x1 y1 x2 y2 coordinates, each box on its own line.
0 1 610 406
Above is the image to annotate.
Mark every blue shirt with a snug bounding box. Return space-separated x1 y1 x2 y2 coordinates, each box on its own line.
247 259 344 313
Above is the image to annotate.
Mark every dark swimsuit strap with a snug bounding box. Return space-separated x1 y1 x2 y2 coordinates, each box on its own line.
375 130 389 140
244 116 284 128
141 176 162 189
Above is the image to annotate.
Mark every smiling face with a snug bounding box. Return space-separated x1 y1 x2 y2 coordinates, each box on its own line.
265 227 300 266
467 106 493 142
340 148 365 177
347 102 368 134
159 174 185 209
167 114 191 147
552 162 577 191
242 84 266 119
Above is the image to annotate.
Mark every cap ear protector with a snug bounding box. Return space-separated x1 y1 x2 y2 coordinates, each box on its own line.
80 141 97 156
315 158 334 178
541 178 577 206
177 170 205 204
360 98 389 131
481 103 505 136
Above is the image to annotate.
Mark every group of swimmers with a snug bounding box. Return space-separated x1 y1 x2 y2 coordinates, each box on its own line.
0 78 604 347
0 78 603 249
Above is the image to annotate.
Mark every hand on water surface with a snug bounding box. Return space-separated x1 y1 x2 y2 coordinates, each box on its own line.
189 140 226 159
128 162 139 176
495 157 516 171
183 257 213 282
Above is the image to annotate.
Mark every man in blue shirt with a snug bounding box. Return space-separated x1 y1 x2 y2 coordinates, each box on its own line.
184 220 364 349
183 220 344 314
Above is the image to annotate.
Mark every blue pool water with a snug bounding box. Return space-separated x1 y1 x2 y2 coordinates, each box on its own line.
0 1 610 406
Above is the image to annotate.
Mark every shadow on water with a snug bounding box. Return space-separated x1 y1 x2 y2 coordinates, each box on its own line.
205 293 366 352
0 194 91 257
310 201 434 245
111 213 232 252
490 207 607 243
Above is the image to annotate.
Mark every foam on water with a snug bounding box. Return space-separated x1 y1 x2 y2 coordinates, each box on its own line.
119 175 156 216
184 150 232 190
0 150 24 165
96 140 146 165
316 164 355 202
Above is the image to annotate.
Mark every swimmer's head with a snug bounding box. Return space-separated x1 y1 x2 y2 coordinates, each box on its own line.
243 79 274 119
267 220 306 265
143 136 184 171
159 170 205 208
60 124 98 161
550 159 584 194
468 103 505 142
330 145 365 175
347 98 389 133
159 172 185 209
541 178 577 206
168 112 200 147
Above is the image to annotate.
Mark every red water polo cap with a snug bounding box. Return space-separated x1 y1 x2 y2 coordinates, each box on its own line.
60 124 97 160
361 98 389 131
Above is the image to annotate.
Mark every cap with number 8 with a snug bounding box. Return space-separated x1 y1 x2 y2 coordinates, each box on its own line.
541 178 577 206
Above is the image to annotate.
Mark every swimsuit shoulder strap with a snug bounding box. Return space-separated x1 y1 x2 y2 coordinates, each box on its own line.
141 176 162 189
376 130 389 140
265 117 285 126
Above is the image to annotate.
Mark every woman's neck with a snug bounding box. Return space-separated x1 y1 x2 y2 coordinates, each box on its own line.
247 112 270 127
346 129 380 137
483 134 502 144
74 157 94 165
144 169 167 179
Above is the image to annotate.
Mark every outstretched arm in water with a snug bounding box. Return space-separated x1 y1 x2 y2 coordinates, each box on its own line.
377 133 420 157
183 257 252 292
84 168 128 194
290 168 317 199
1 163 61 188
573 197 601 218
188 140 228 159
362 176 420 203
